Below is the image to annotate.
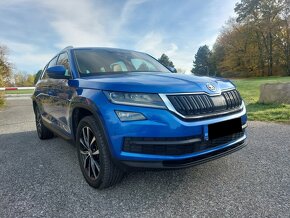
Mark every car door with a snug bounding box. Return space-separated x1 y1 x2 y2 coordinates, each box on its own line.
51 52 76 135
36 56 58 124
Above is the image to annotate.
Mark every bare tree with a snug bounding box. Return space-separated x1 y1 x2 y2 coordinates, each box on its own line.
0 45 12 86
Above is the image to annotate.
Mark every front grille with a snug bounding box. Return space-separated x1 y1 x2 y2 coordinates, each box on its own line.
123 131 245 156
167 89 242 117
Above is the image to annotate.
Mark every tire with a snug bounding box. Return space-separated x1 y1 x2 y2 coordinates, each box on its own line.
76 116 124 189
35 106 54 140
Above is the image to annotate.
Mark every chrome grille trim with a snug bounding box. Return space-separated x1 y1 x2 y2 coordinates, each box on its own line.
159 89 244 119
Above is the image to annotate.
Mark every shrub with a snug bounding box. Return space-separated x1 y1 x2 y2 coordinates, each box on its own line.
0 92 5 107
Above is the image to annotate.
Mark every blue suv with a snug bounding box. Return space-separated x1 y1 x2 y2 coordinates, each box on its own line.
32 47 247 189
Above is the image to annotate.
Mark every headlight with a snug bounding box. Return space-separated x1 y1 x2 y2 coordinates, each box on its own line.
104 91 166 109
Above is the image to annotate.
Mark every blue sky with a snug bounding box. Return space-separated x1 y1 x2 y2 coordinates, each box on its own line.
0 0 237 73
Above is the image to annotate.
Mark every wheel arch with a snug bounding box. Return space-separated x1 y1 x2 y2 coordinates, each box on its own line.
69 99 112 153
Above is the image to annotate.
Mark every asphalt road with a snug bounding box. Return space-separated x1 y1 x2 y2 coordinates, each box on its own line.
0 98 289 218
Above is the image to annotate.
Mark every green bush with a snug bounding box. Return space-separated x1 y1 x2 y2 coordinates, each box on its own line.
0 92 5 107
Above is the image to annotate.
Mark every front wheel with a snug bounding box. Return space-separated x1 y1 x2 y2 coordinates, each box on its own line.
76 116 124 189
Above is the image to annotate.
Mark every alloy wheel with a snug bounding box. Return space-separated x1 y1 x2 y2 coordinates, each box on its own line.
79 126 101 180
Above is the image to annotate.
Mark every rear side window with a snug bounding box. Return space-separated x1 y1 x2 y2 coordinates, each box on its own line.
57 52 71 77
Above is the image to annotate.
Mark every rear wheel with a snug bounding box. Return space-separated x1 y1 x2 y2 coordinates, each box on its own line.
35 107 54 139
76 116 124 189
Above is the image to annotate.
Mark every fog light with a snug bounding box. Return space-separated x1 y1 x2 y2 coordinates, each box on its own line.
115 111 146 121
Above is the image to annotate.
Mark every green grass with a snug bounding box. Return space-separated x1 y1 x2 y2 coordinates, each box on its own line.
232 76 290 122
1 89 34 94
0 96 4 107
0 89 34 107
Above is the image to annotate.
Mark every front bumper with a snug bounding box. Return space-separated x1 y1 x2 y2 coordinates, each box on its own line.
121 138 247 169
93 92 247 168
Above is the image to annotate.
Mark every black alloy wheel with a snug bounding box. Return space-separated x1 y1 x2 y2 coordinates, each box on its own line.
76 116 124 189
79 126 101 180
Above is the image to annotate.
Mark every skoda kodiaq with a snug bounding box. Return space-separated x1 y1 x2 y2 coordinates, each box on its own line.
32 47 247 189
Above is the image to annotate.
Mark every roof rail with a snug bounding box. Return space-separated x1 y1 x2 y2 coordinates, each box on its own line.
61 46 73 51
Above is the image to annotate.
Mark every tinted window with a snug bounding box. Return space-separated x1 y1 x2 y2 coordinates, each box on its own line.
57 52 71 77
74 49 170 77
110 61 128 72
131 59 156 71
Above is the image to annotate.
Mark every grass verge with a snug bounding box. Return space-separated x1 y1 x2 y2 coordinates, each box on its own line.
0 89 34 107
233 76 290 122
0 92 5 108
4 89 34 94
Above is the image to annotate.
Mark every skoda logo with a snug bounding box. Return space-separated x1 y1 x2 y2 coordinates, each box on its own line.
206 83 216 92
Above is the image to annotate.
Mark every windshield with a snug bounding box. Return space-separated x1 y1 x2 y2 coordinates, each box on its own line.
73 49 170 77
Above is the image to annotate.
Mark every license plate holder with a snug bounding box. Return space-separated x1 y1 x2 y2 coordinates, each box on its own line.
208 118 242 140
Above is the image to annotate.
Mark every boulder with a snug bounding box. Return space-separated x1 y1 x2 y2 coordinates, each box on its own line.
259 83 290 104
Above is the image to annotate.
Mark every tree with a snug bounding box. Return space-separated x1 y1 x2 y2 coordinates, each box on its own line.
280 0 290 75
14 72 35 87
158 54 175 68
212 19 261 77
210 43 225 77
210 0 289 77
0 45 12 87
0 45 12 105
25 74 35 86
34 70 42 84
191 45 214 76
235 0 285 76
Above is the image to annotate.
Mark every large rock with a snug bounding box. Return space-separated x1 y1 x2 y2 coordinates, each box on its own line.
259 83 290 104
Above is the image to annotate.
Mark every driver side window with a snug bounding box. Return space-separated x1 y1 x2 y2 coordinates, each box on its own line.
57 52 71 77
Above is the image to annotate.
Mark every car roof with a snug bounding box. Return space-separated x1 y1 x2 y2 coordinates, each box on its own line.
62 46 141 54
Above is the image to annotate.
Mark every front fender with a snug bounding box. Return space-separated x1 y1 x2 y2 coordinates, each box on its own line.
69 89 116 157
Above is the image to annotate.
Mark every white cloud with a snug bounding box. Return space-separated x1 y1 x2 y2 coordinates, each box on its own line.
0 39 54 72
1 0 153 72
39 0 115 48
135 31 193 73
38 0 151 49
118 0 150 32
135 32 179 57
0 0 238 73
0 0 30 6
135 32 163 55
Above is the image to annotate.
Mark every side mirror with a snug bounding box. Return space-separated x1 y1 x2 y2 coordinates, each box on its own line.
46 65 69 79
167 66 177 73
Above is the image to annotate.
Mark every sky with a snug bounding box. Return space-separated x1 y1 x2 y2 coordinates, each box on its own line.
0 0 237 73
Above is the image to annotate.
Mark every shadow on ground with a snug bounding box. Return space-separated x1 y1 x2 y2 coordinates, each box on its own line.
0 130 231 217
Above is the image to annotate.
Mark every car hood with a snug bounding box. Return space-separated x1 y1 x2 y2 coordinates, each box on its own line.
76 72 235 94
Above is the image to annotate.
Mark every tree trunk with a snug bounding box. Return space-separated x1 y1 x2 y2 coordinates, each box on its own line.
286 24 290 76
268 32 273 76
287 43 290 76
256 31 265 76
